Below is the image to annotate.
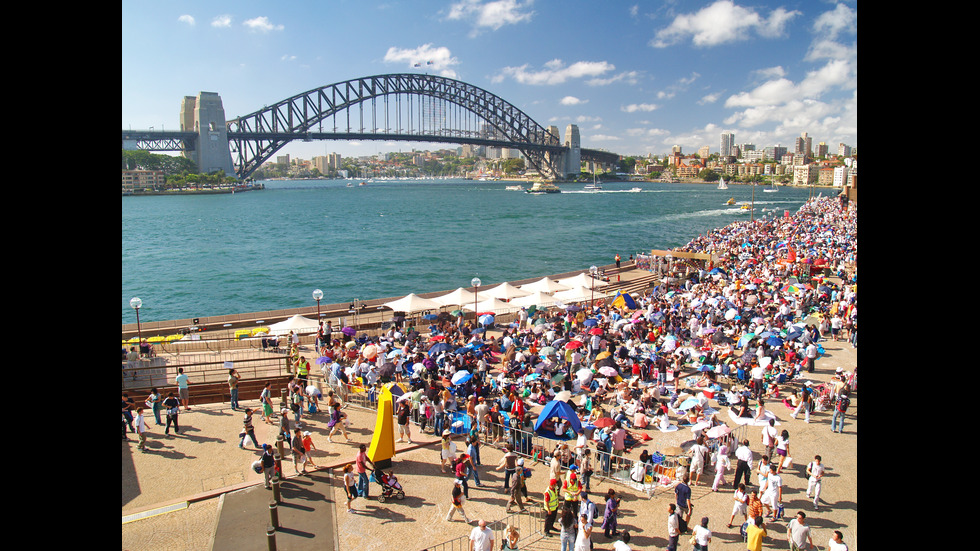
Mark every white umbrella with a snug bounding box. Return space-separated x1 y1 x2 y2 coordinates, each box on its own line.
555 390 572 402
519 277 572 294
557 272 611 290
431 287 478 309
475 297 513 314
576 368 594 382
382 293 443 314
484 281 531 300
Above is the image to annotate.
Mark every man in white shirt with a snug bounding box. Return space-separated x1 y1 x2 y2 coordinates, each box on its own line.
828 530 848 551
761 419 778 462
805 455 825 510
612 531 632 551
787 511 814 550
665 503 680 551
733 439 753 490
469 519 494 551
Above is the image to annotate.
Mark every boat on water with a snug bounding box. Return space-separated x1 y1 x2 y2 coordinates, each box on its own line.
725 197 736 205
583 174 603 192
629 187 642 192
358 181 367 186
740 204 753 211
763 176 778 192
525 181 561 194
505 185 524 191
717 177 728 190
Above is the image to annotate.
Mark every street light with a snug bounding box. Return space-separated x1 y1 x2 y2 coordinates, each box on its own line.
589 265 598 309
130 297 143 343
471 277 481 325
312 289 323 319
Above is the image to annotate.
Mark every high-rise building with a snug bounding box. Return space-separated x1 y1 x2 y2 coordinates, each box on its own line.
720 133 735 157
816 142 829 158
698 145 711 159
838 143 851 157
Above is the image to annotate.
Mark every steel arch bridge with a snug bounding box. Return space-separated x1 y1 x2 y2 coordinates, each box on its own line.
123 73 621 180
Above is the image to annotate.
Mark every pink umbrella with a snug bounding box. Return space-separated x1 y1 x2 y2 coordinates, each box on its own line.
706 425 732 439
362 344 378 360
598 366 618 377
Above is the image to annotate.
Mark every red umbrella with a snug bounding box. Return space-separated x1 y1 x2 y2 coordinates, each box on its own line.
593 417 615 428
429 335 446 342
589 327 604 336
564 340 584 350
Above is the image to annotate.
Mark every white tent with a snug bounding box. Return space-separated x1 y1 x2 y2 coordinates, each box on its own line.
269 314 320 335
557 272 611 290
474 297 514 314
484 281 531 300
519 277 571 294
431 287 478 309
382 293 443 314
554 285 608 303
510 290 558 308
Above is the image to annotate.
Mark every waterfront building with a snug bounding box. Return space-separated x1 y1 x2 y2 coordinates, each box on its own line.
122 170 166 193
720 132 735 157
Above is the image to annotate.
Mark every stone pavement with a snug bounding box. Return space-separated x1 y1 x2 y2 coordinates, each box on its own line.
123 332 858 550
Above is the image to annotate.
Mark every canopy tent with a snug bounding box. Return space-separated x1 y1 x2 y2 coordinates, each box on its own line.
382 293 443 314
484 281 531 300
554 285 608 303
431 287 478 309
510 290 558 308
533 399 582 441
474 297 513 314
519 277 572 294
556 273 610 290
609 290 638 310
269 314 320 335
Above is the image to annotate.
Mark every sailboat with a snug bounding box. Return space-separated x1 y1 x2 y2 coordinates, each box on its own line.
763 172 777 193
583 173 603 191
717 177 728 190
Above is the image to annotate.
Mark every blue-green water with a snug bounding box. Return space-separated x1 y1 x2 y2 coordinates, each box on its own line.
121 179 815 324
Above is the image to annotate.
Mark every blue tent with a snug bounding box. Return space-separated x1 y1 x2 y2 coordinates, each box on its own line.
533 400 582 441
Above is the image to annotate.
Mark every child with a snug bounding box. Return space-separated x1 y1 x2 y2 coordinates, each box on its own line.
342 464 357 512
445 479 471 522
302 431 320 470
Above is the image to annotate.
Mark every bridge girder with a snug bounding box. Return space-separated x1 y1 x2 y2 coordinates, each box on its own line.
226 73 565 181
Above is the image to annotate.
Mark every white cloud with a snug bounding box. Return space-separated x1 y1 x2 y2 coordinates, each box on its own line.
621 103 658 113
281 55 297 62
587 70 640 86
211 15 232 28
813 3 856 41
498 60 615 85
699 92 722 105
384 44 460 78
446 0 535 35
560 96 587 106
590 134 621 141
244 16 284 33
753 66 786 81
576 115 601 123
178 15 195 26
650 1 800 48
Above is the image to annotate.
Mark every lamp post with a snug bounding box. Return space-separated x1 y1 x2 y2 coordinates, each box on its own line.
589 265 598 308
129 297 143 343
312 289 323 319
471 277 481 325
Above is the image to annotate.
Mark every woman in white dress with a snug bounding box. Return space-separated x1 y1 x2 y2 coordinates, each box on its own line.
573 513 592 551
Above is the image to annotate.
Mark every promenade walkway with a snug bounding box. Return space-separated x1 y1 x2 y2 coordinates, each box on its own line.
123 318 858 550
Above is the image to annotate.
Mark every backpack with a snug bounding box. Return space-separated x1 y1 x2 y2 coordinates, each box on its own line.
837 396 849 412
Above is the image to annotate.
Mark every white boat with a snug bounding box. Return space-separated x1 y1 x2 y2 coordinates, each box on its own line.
525 181 561 194
583 174 603 192
763 173 777 192
505 185 524 191
717 177 728 190
629 187 642 192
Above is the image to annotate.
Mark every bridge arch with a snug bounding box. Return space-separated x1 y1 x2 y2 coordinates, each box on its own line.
227 73 564 180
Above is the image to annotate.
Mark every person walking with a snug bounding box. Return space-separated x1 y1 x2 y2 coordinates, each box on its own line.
469 519 494 551
559 505 577 551
163 392 180 435
396 399 413 444
228 368 241 410
343 464 358 512
774 430 790 474
134 406 148 452
327 401 351 442
712 444 730 491
466 436 483 487
733 439 753 490
665 503 680 551
688 435 708 486
831 390 850 433
122 393 136 435
691 517 711 551
805 455 825 510
561 469 582 516
600 488 621 539
261 444 276 489
240 408 260 449
573 512 592 551
496 444 518 492
145 387 163 426
761 419 778 463
727 483 749 528
291 428 308 474
787 511 814 550
745 516 767 551
674 474 693 531
355 444 374 498
446 479 472 522
828 530 849 551
175 368 191 411
506 459 528 513
301 431 320 470
442 430 459 473
259 382 275 425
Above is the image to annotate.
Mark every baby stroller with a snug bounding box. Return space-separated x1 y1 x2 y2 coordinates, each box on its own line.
374 470 406 503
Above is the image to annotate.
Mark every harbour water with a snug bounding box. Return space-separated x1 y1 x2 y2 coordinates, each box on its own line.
121 179 818 324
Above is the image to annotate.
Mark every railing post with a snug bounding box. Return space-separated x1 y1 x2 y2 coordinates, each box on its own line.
266 524 277 551
269 500 280 529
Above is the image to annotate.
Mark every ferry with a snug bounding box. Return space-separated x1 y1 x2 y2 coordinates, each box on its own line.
525 181 561 194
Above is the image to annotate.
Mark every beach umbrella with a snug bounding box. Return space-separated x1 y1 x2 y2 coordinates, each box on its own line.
595 350 612 361
431 287 478 308
576 368 594 381
551 373 567 385
378 363 395 378
428 342 451 356
565 305 583 312
452 370 472 385
316 356 332 365
554 390 572 402
589 327 604 336
382 293 443 314
451 309 465 316
429 335 446 342
678 398 700 410
386 349 403 359
344 341 358 349
539 346 556 356
422 314 439 321
524 373 542 382
362 344 378 360
478 314 495 326
564 340 584 350
593 417 615 429
766 336 784 347
583 318 598 327
598 366 618 377
706 425 732 439
341 327 357 336
520 277 572 294
698 364 713 372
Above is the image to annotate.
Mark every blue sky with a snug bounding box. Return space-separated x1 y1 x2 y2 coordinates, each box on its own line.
121 0 857 161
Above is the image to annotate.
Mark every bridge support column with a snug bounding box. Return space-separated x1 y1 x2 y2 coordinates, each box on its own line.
180 92 236 177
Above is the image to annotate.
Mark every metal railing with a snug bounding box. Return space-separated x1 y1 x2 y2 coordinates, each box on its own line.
121 352 292 390
421 509 545 551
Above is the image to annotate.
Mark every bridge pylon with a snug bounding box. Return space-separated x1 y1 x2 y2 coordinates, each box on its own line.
179 92 235 177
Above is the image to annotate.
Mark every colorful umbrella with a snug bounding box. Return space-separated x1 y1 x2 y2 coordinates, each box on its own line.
598 366 618 377
451 371 472 385
341 327 357 336
362 345 378 360
706 425 732 439
593 417 615 428
589 327 604 336
564 340 584 350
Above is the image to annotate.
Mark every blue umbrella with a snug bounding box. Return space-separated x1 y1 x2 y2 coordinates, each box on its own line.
422 314 439 321
524 373 542 382
479 314 495 325
786 327 803 341
766 336 784 347
678 398 700 410
316 356 331 365
583 319 598 327
471 327 486 334
428 342 451 356
698 364 714 372
451 371 472 385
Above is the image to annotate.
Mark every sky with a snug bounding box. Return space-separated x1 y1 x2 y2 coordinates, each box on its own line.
121 0 857 161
